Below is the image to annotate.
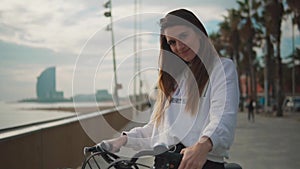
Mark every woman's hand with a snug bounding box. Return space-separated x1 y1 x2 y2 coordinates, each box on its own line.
102 135 127 153
178 136 213 169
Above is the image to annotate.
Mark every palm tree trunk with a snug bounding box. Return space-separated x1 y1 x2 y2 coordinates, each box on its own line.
238 67 244 112
247 39 255 100
276 39 283 117
253 66 258 113
264 35 272 112
246 71 250 99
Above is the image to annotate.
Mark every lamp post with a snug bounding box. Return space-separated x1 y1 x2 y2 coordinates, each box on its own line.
133 0 142 106
133 0 137 104
104 0 119 106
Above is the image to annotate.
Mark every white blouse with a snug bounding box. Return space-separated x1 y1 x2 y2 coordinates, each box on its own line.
123 57 240 162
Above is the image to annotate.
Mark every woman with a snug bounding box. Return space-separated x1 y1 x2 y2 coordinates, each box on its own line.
102 9 239 169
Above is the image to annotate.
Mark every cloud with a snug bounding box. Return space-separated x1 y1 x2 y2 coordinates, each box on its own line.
0 0 238 55
0 63 47 100
0 0 252 101
0 0 106 54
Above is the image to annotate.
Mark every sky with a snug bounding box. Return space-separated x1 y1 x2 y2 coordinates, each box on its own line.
0 0 299 101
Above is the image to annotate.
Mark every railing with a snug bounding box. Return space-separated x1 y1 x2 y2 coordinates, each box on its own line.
0 102 148 169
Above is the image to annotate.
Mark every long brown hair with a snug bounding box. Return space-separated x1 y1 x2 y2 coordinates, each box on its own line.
153 9 210 126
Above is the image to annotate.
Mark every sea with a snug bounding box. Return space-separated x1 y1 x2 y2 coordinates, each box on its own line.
0 101 113 131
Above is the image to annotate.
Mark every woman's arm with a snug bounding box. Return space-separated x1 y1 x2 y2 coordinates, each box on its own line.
202 58 239 154
178 58 239 169
122 122 154 150
103 122 154 152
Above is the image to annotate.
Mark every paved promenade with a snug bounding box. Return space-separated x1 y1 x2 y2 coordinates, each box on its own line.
227 112 300 169
112 110 300 169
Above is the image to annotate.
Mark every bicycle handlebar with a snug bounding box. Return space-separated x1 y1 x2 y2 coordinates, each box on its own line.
83 142 183 169
84 142 108 152
82 142 242 169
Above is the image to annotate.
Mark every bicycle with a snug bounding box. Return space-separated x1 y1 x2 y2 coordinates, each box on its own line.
81 142 242 169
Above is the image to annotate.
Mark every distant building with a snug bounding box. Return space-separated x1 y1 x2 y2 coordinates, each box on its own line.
36 67 64 101
96 89 112 101
72 90 112 102
73 94 95 102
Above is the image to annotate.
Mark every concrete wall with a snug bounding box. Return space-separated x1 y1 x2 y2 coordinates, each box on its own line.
0 105 141 169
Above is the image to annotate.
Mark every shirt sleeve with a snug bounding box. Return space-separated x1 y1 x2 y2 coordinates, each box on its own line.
122 121 154 150
201 58 240 155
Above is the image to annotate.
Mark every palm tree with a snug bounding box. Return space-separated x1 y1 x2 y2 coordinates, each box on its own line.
285 48 300 91
209 32 224 56
214 9 245 111
286 0 300 104
264 0 284 116
254 0 276 113
228 9 242 67
212 0 264 112
237 0 264 112
218 17 234 59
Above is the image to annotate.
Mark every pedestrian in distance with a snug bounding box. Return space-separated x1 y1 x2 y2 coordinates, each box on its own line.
98 8 240 169
247 98 255 122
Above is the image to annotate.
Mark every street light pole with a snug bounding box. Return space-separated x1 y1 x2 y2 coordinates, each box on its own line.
133 0 137 104
134 0 142 105
104 0 119 106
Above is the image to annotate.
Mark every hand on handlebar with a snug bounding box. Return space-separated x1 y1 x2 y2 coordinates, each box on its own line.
178 137 212 169
101 135 127 153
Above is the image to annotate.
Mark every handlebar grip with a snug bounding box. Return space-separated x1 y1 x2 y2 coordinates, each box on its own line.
83 142 108 155
99 141 112 152
83 146 97 155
